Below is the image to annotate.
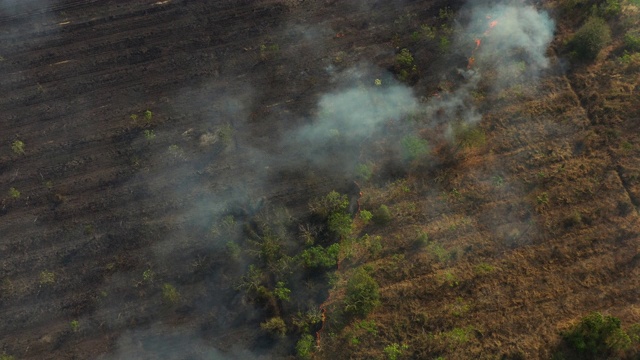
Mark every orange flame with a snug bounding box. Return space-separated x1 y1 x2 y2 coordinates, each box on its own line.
474 38 481 49
489 20 498 29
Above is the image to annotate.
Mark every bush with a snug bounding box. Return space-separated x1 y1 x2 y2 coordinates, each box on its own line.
299 244 340 268
596 0 621 18
401 135 429 162
563 312 631 357
328 212 352 237
372 205 392 226
162 283 180 305
11 140 24 154
359 209 373 224
624 31 640 52
309 191 349 218
344 267 380 317
569 17 611 60
296 334 316 359
260 317 287 336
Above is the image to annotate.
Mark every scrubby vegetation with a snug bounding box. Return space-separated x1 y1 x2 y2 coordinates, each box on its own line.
568 16 612 60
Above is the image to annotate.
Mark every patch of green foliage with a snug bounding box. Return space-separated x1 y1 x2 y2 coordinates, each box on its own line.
8 187 20 199
624 31 640 52
260 317 287 337
70 320 80 332
359 209 373 225
569 16 611 61
11 140 25 154
396 48 414 67
328 212 353 237
401 135 429 161
562 312 632 357
274 281 291 301
39 270 55 285
162 283 180 305
296 334 316 359
384 343 409 360
299 243 340 268
595 0 622 18
344 267 380 317
372 204 392 226
309 190 349 218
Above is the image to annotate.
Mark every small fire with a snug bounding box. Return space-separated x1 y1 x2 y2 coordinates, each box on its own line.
468 17 499 69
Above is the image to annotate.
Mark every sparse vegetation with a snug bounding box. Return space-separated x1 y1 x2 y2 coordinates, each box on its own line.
384 343 409 360
70 320 80 332
39 270 55 285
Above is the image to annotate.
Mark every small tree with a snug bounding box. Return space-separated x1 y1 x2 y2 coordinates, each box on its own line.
162 283 180 305
569 17 611 61
296 334 316 359
563 312 631 357
372 205 392 226
260 317 287 337
344 267 380 317
11 140 25 154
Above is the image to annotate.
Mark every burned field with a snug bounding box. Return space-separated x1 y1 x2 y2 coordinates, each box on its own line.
1 0 640 359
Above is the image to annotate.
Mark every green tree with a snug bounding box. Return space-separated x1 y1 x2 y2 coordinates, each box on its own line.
372 205 392 226
344 267 380 317
11 140 25 154
569 17 611 60
563 312 631 357
296 334 316 359
260 317 287 336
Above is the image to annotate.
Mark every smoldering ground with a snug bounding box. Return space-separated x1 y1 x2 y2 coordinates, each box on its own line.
98 1 557 359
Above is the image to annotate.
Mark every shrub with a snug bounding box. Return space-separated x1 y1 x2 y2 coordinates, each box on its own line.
260 317 287 336
70 320 80 332
309 190 349 218
596 0 622 18
344 267 380 317
401 135 429 162
624 31 640 52
299 244 340 268
396 48 414 67
39 270 55 285
359 209 373 224
328 212 352 237
144 109 153 121
274 281 291 301
356 163 373 182
11 140 24 154
162 283 180 305
569 17 611 60
0 354 15 360
143 129 156 140
384 343 409 360
563 312 631 357
372 205 392 225
296 334 316 359
8 187 20 199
